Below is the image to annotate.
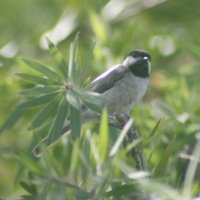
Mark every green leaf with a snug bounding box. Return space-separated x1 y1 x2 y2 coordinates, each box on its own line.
20 58 63 82
36 185 49 200
0 109 25 134
143 119 162 146
33 121 52 138
46 38 68 78
30 97 60 129
70 105 81 140
49 184 66 200
31 121 53 156
20 181 37 195
157 100 176 120
98 109 108 162
182 138 200 199
82 100 101 114
86 131 100 165
74 89 102 113
66 90 80 110
78 40 96 85
0 55 16 66
125 138 143 153
68 35 79 84
69 139 80 176
89 10 108 44
16 73 55 85
17 93 58 109
20 86 61 96
153 135 176 177
109 119 133 157
139 179 182 200
48 98 69 145
13 151 45 176
105 184 137 198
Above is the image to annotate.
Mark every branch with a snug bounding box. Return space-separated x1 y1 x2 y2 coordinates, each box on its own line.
109 112 143 170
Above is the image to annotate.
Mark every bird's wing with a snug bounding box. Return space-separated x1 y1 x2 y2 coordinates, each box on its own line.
90 64 128 93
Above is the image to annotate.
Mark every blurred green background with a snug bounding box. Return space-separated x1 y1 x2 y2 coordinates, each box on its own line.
0 0 200 199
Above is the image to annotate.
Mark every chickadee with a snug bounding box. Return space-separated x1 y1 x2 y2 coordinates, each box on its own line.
89 49 151 114
33 49 151 156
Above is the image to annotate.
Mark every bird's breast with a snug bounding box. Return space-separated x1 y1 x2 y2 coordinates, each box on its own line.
101 73 149 113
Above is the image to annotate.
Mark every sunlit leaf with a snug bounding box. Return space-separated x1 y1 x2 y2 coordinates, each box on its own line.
87 131 100 164
66 90 80 110
89 10 108 44
98 109 108 162
125 138 143 153
74 89 102 113
46 38 68 78
109 119 133 157
68 38 78 84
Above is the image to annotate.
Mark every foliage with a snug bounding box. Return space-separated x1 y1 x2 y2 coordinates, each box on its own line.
0 0 200 199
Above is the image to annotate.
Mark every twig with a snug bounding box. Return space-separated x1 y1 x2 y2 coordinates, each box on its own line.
109 112 143 170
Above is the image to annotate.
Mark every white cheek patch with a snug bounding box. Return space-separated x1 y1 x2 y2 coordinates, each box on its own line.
123 56 139 66
147 60 151 74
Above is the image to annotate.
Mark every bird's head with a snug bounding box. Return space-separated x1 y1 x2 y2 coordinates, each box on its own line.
123 50 151 78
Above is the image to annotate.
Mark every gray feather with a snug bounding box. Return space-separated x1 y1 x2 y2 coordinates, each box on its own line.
90 64 128 93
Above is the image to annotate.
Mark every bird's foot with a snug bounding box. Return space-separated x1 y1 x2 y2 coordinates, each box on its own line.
109 112 130 129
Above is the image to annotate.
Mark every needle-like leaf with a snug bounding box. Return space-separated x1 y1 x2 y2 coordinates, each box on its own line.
48 97 69 145
17 93 58 109
0 109 25 134
30 97 60 130
46 38 68 78
19 58 63 82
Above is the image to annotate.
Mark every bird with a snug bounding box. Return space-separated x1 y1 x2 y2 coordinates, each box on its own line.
89 49 151 115
33 49 151 156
